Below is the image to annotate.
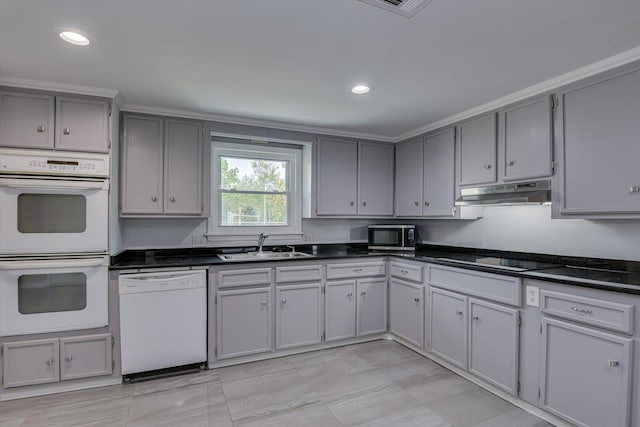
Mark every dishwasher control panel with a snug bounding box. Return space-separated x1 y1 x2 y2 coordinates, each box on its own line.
119 270 206 295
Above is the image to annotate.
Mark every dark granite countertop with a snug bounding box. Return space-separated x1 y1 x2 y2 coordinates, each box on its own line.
111 244 640 295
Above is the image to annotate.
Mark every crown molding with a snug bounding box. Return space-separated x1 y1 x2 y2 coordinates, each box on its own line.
393 45 640 142
0 76 120 99
121 104 394 142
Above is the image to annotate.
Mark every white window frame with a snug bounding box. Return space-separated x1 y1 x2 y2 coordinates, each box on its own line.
208 141 303 239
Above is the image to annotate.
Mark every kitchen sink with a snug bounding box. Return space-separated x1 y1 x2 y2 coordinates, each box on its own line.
217 251 315 262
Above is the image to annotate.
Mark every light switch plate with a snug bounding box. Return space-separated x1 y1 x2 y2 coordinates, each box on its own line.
526 285 539 307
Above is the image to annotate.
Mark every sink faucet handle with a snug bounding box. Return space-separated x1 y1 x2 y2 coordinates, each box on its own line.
286 245 296 253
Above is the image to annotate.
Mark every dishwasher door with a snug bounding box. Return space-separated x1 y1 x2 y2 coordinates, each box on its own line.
119 269 207 375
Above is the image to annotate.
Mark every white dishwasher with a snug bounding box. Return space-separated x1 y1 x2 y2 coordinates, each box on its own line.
119 269 207 376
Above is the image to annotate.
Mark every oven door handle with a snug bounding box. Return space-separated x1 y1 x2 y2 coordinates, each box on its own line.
0 178 108 191
0 256 109 270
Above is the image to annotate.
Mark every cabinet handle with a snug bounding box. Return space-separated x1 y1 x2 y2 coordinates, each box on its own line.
508 160 515 166
361 291 366 297
261 301 267 307
473 315 480 321
46 358 55 366
456 310 463 316
483 164 492 170
362 201 367 207
151 196 158 202
350 201 355 206
571 306 592 314
400 269 408 274
414 201 419 206
347 292 353 297
630 186 640 193
424 201 430 207
170 196 176 203
353 268 362 272
414 297 420 303
37 125 46 133
65 356 73 362
63 128 71 135
609 360 620 367
281 299 287 304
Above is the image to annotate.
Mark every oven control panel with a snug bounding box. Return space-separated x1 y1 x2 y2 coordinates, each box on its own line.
0 149 109 177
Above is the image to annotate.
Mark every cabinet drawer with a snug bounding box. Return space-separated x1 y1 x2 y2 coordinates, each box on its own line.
275 264 322 283
218 268 272 288
2 338 60 388
540 290 634 335
427 264 521 306
390 262 423 283
60 333 113 381
326 261 386 280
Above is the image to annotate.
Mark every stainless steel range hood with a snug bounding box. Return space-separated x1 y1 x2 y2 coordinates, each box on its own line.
455 180 551 206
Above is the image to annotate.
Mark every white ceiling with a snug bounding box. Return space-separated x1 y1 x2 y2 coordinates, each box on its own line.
1 0 640 140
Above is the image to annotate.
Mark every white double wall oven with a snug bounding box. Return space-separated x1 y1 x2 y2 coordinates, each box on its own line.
0 149 110 336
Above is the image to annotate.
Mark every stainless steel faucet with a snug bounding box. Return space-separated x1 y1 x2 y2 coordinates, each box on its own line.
257 233 269 252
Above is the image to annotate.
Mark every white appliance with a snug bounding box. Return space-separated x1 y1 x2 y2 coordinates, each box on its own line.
0 255 109 336
0 149 109 256
119 269 207 375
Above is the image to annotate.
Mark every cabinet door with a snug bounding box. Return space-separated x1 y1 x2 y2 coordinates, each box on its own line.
316 137 358 215
121 115 164 214
2 338 59 388
276 284 322 350
164 119 203 215
325 281 356 341
389 279 424 347
430 287 467 369
423 128 455 216
558 68 640 215
55 96 109 153
0 91 54 149
356 278 387 336
458 113 497 186
395 138 423 216
358 141 394 216
60 333 113 381
541 318 633 427
468 299 519 394
501 95 552 181
217 287 272 359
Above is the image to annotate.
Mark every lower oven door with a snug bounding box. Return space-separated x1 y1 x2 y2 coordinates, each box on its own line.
0 177 109 255
0 256 109 336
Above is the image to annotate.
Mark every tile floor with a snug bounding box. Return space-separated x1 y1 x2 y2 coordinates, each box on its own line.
0 340 554 427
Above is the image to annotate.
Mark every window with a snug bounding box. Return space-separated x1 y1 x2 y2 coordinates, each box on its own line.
209 140 302 238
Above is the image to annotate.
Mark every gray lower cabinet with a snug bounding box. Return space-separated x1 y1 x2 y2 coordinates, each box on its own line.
389 278 424 347
541 317 633 427
555 65 640 216
429 287 467 369
457 113 497 186
356 278 387 336
2 333 113 388
325 280 357 341
468 298 519 394
121 114 204 216
0 90 109 152
217 287 272 359
275 283 322 350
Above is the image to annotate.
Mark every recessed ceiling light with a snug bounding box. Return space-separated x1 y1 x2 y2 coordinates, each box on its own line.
351 84 372 95
59 31 90 46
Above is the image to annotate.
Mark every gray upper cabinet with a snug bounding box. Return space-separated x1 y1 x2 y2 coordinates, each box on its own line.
316 137 358 215
540 317 633 427
501 95 553 182
2 338 60 388
457 113 497 186
164 119 203 215
423 128 456 216
556 66 640 216
0 91 54 149
0 90 109 153
468 298 519 395
389 278 424 347
316 137 393 216
121 114 204 216
395 138 423 217
121 115 164 214
430 287 467 369
358 141 394 216
275 283 323 350
55 96 110 153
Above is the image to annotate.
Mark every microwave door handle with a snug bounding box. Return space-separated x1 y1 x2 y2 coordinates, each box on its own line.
0 257 108 270
0 179 106 191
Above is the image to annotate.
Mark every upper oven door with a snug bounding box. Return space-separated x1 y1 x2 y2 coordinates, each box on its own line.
0 255 109 336
0 177 109 255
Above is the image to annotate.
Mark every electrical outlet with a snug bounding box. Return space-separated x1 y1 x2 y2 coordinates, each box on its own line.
526 285 539 307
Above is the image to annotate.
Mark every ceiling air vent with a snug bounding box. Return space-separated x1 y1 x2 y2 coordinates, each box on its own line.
359 0 434 18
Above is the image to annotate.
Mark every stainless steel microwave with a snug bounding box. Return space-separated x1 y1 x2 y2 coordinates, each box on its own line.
368 225 416 251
